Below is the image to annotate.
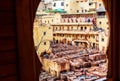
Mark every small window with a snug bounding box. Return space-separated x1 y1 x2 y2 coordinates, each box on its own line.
53 3 56 7
89 3 93 5
106 22 108 25
56 27 58 30
44 32 46 35
61 2 64 6
85 9 87 12
60 26 61 30
76 42 79 46
89 36 90 38
81 35 83 38
101 38 104 42
52 19 53 22
99 3 102 7
99 21 102 24
77 10 79 13
81 27 83 30
66 4 68 7
82 9 84 13
44 42 46 45
85 27 87 30
67 26 69 30
71 27 73 30
53 34 56 36
62 27 64 30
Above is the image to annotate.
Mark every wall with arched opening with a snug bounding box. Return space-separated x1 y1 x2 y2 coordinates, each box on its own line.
34 2 110 80
15 0 120 81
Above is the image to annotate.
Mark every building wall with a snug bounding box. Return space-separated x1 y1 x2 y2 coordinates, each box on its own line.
33 18 53 56
79 0 90 13
65 0 96 14
96 0 108 30
45 3 53 10
89 0 97 13
37 1 46 12
97 1 103 8
99 32 109 52
97 16 108 30
52 0 65 10
35 0 109 53
41 13 61 24
33 18 40 46
52 24 99 49
42 58 70 77
42 15 54 24
53 13 62 23
64 0 80 14
96 0 109 52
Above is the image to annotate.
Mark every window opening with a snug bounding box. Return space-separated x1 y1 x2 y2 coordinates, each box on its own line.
61 2 64 6
33 0 110 81
53 3 56 7
101 38 104 42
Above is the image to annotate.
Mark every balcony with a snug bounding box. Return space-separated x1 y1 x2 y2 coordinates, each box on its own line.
51 22 93 26
53 30 99 34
